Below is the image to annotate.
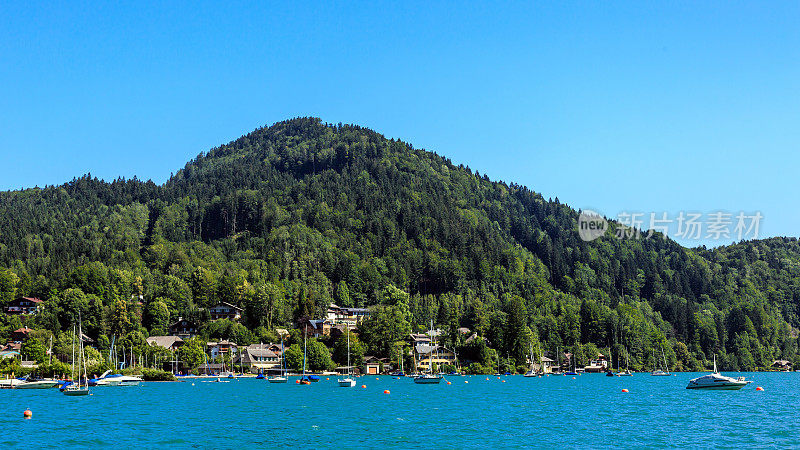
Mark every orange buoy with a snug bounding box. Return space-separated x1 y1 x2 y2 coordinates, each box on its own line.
383 389 390 394
23 409 32 419
376 377 379 380
572 377 576 380
621 389 629 393
295 379 300 384
446 381 451 385
465 380 469 384
502 380 506 383
361 384 367 388
326 378 330 380
756 386 764 391
485 378 489 381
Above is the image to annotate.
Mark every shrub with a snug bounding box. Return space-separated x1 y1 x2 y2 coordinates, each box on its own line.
141 368 176 381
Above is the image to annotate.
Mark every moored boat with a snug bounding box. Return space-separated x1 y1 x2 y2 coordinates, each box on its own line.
337 324 357 387
63 319 90 396
651 347 671 376
338 378 356 387
15 379 59 389
298 324 310 385
413 374 443 384
413 320 444 384
0 378 25 388
268 336 289 383
94 371 142 386
686 356 751 390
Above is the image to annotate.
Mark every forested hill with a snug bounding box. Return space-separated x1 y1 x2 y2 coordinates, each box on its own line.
1 117 799 372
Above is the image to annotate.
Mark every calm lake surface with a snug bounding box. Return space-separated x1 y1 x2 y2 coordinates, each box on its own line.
1 372 795 448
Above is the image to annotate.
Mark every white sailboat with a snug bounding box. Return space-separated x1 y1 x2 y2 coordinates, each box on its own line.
524 343 537 377
299 325 310 385
618 347 633 376
269 336 288 383
414 321 443 384
338 324 356 387
390 346 405 376
686 355 751 390
651 347 670 376
63 321 90 396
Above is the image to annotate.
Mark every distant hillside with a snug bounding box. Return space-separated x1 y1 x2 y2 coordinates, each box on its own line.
1 117 798 371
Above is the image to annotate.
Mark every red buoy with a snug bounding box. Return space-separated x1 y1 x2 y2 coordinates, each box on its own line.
621 389 629 393
756 386 764 391
361 384 367 388
23 409 32 419
383 389 390 394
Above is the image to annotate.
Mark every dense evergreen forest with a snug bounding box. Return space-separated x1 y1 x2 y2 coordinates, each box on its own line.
1 117 799 374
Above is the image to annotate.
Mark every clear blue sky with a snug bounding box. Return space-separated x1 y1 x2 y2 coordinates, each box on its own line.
1 1 798 247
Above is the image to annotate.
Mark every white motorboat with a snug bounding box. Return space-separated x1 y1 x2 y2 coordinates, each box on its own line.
338 377 357 387
686 356 751 390
94 370 142 386
15 379 59 389
113 374 142 386
0 378 25 388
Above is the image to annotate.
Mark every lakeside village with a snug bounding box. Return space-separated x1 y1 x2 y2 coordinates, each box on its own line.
1 296 796 387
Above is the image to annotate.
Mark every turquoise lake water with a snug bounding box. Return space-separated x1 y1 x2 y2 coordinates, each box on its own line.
1 372 795 448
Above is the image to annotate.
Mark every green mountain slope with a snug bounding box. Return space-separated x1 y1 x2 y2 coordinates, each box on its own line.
1 117 798 372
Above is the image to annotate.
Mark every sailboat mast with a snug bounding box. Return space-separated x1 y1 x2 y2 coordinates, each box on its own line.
78 316 87 387
71 325 76 381
302 324 307 377
557 346 560 372
430 319 436 374
346 324 351 376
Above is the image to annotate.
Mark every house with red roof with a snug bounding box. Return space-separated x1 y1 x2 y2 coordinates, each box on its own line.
4 297 44 315
11 327 33 343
